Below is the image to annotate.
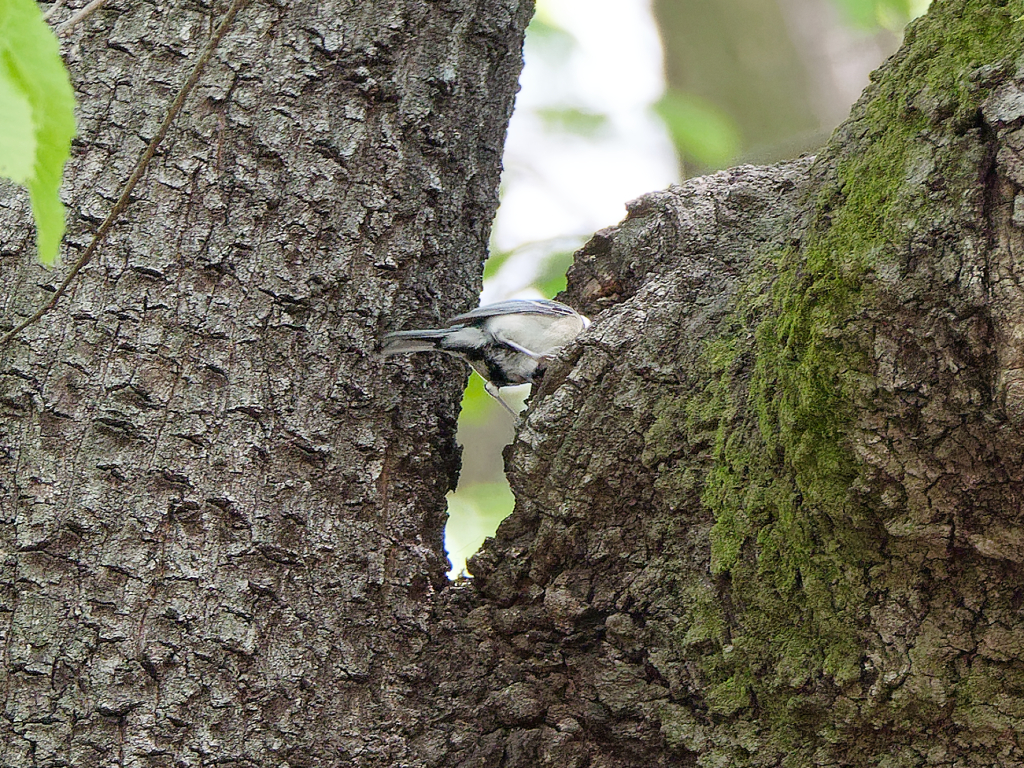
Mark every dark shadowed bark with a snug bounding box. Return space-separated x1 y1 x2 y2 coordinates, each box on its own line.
0 0 530 765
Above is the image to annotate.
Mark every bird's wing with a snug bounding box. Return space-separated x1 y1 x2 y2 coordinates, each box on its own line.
447 299 578 326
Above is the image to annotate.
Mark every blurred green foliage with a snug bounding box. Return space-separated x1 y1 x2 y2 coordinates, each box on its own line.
522 6 613 143
457 374 499 424
533 246 575 297
536 106 610 138
524 11 576 59
652 0 929 173
482 246 514 281
445 482 516 577
833 0 931 29
654 90 742 168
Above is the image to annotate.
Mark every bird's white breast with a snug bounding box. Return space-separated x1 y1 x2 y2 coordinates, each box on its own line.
484 313 587 356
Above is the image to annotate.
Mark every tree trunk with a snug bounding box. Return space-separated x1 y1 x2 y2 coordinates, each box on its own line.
0 1 531 765
455 0 1024 765
5 0 1024 766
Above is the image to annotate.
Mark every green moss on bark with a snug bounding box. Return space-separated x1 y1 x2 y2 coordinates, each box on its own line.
669 0 1024 752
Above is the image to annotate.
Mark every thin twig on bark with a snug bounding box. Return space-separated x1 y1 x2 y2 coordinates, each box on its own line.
1 0 251 349
43 0 69 22
55 0 108 34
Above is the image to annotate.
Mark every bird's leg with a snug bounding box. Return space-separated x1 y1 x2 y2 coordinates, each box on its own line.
484 381 518 418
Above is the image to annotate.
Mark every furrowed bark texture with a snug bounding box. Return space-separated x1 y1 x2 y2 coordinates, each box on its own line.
0 0 531 765
457 1 1024 765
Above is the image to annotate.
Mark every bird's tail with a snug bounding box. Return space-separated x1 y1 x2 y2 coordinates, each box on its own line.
381 329 449 356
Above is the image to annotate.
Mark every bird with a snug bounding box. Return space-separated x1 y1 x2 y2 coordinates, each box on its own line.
382 298 591 416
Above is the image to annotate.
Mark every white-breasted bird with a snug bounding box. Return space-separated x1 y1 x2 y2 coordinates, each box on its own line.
382 298 591 415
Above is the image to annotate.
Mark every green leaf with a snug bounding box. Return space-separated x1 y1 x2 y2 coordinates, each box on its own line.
0 57 35 183
0 0 76 266
654 91 741 169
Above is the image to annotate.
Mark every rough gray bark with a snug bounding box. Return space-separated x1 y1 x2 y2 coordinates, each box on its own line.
441 1 1024 765
0 0 531 765
5 0 1024 766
